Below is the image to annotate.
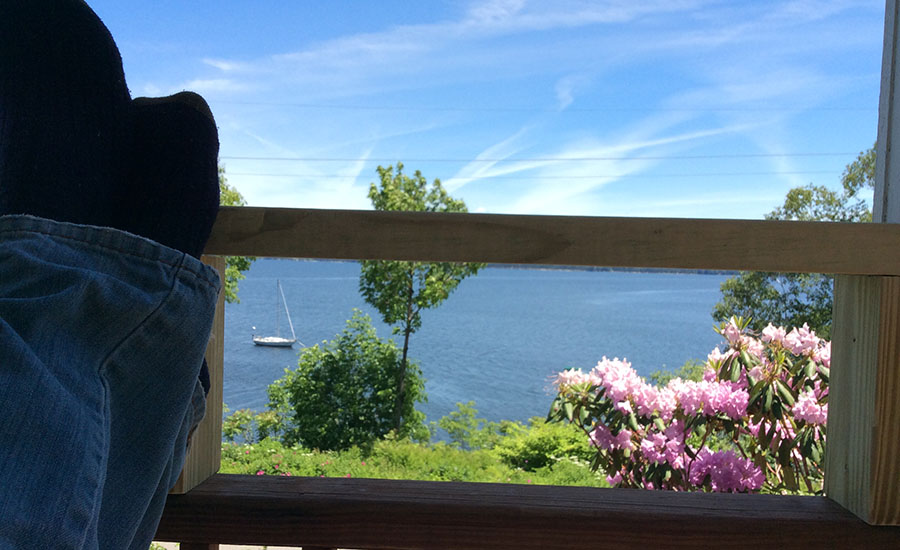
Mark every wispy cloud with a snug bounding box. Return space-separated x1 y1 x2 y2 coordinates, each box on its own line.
143 0 881 217
449 113 757 215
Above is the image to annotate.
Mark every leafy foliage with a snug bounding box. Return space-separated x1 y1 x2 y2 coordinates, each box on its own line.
359 163 484 430
218 166 255 303
265 310 427 451
648 359 707 387
220 422 607 487
712 146 875 338
221 404 281 444
435 401 510 450
550 318 829 493
713 271 834 339
491 417 595 471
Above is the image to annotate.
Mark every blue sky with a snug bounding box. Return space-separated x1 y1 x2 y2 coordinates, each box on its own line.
90 0 884 218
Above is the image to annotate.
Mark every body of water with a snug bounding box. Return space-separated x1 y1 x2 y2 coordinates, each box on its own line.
223 259 729 423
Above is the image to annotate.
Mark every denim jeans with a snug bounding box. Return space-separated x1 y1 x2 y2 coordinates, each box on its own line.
0 215 220 550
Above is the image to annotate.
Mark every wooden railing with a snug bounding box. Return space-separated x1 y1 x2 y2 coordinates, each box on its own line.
154 206 900 549
156 3 900 545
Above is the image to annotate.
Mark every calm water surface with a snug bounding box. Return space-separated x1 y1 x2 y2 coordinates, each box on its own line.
224 259 729 423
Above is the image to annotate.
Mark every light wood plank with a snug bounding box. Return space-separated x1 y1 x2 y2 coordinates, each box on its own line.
170 255 225 494
204 206 900 275
156 474 900 549
825 275 881 520
827 276 900 525
872 277 900 523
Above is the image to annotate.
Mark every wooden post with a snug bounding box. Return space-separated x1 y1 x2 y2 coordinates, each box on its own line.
825 0 900 525
169 255 225 494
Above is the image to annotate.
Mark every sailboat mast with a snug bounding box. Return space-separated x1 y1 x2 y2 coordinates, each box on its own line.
274 280 282 337
279 280 297 340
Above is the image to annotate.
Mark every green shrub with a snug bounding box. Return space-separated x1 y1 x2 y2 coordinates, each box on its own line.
266 310 427 451
219 435 606 487
434 401 522 450
492 417 594 471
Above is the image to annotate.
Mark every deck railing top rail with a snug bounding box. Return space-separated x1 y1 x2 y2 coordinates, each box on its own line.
205 206 900 275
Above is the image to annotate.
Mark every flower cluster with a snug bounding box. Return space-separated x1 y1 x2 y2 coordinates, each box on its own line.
549 317 829 494
792 389 828 425
688 449 766 492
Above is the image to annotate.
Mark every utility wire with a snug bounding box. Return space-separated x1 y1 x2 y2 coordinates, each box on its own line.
226 170 839 179
220 152 858 163
211 100 875 114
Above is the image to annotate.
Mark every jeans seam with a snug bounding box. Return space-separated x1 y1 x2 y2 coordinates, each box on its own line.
97 255 185 376
0 227 218 292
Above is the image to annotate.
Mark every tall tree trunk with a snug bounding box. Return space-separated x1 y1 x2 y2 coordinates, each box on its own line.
393 272 415 431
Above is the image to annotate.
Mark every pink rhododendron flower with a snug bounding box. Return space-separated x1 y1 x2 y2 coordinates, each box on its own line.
590 357 643 404
589 424 634 451
814 342 831 369
761 324 786 344
688 449 765 492
741 335 765 359
784 324 820 356
706 347 733 368
747 364 764 382
640 420 685 469
792 389 828 425
722 320 743 346
667 379 748 419
553 368 594 391
553 320 831 494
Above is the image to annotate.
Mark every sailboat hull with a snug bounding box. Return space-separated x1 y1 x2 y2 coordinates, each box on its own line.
252 336 296 347
253 279 302 348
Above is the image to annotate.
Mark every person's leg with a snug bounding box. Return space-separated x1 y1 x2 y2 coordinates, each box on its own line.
123 92 221 260
0 1 221 548
0 216 220 550
0 0 131 226
99 92 221 550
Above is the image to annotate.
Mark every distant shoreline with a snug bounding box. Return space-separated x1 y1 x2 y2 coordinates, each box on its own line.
276 257 737 276
487 264 737 276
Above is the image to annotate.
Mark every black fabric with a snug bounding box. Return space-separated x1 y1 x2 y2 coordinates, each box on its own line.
0 0 131 226
124 93 220 260
1 0 219 398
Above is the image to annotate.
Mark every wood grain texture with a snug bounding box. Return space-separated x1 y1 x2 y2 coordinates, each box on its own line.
156 474 900 549
204 206 900 275
827 275 900 525
170 256 225 494
825 276 880 521
872 277 900 523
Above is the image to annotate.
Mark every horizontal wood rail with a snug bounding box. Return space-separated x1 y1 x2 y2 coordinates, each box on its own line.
157 474 900 549
205 206 900 275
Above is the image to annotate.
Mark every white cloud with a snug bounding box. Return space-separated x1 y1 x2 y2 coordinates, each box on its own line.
177 78 257 95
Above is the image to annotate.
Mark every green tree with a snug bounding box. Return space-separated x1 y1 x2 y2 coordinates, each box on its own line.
712 146 875 339
359 163 485 431
266 310 427 451
218 166 255 303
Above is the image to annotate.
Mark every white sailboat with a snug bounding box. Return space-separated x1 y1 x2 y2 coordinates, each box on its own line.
252 280 301 347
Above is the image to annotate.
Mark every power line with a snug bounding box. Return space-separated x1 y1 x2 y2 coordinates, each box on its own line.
211 99 876 114
220 152 858 163
226 170 839 180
